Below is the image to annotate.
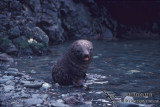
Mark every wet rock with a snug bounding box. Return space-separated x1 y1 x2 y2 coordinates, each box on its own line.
30 70 36 74
41 83 51 90
21 92 30 98
116 102 139 107
26 78 35 81
20 80 30 84
7 68 19 72
7 71 24 77
24 98 43 106
6 80 15 85
2 75 14 80
51 100 69 107
63 92 85 105
0 53 14 63
23 82 42 89
4 85 15 93
0 79 8 84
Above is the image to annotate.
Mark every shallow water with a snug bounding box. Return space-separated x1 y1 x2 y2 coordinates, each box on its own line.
13 39 160 106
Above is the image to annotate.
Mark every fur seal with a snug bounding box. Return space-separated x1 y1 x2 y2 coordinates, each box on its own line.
52 40 93 87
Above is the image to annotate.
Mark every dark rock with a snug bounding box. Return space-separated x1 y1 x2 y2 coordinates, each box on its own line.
7 71 24 77
8 26 21 39
63 92 85 105
0 36 18 55
23 27 49 46
0 53 14 63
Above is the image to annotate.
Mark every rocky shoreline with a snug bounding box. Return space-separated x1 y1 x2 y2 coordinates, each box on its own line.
0 66 157 107
0 67 90 107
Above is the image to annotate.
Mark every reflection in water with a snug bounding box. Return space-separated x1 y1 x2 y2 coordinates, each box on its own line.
13 39 160 106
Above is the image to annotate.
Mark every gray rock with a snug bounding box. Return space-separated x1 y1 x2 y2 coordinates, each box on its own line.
20 80 30 84
30 70 36 74
32 94 40 98
24 98 43 106
116 102 139 107
7 71 24 77
5 80 15 85
2 75 14 80
0 79 8 84
63 92 85 105
0 53 14 63
21 92 30 98
7 68 19 72
51 100 69 107
4 85 15 92
26 78 35 81
24 82 42 89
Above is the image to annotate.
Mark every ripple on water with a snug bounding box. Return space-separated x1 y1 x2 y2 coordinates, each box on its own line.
11 39 160 107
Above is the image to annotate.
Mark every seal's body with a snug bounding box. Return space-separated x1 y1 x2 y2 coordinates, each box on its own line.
52 40 93 87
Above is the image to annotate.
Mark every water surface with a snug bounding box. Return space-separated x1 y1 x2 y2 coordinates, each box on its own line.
13 39 160 106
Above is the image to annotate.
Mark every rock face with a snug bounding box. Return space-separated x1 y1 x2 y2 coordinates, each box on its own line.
0 0 117 55
52 40 93 87
0 0 160 55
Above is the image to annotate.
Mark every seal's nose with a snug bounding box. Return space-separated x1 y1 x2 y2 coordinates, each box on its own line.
83 51 89 58
84 54 89 58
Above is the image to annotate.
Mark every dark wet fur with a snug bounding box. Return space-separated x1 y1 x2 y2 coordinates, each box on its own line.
52 40 93 85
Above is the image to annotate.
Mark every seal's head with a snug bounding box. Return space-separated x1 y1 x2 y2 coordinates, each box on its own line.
70 40 93 62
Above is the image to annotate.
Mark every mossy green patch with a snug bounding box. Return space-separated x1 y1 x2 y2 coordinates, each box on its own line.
13 37 30 50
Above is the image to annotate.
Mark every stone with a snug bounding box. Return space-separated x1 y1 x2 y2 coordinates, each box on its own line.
24 82 42 89
7 68 19 72
24 98 43 106
4 85 15 93
0 53 14 63
5 80 15 85
116 102 139 107
2 75 14 80
21 92 30 98
0 79 8 84
8 26 21 39
20 80 31 84
51 100 69 107
41 83 51 90
30 70 36 74
7 71 24 77
63 92 84 105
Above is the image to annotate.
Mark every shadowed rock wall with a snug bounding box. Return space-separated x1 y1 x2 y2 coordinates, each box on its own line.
0 0 159 55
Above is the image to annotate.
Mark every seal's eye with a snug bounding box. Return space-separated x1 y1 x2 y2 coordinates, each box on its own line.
90 48 93 52
75 50 81 56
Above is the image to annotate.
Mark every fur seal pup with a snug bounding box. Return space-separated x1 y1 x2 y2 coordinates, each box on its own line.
52 40 93 87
